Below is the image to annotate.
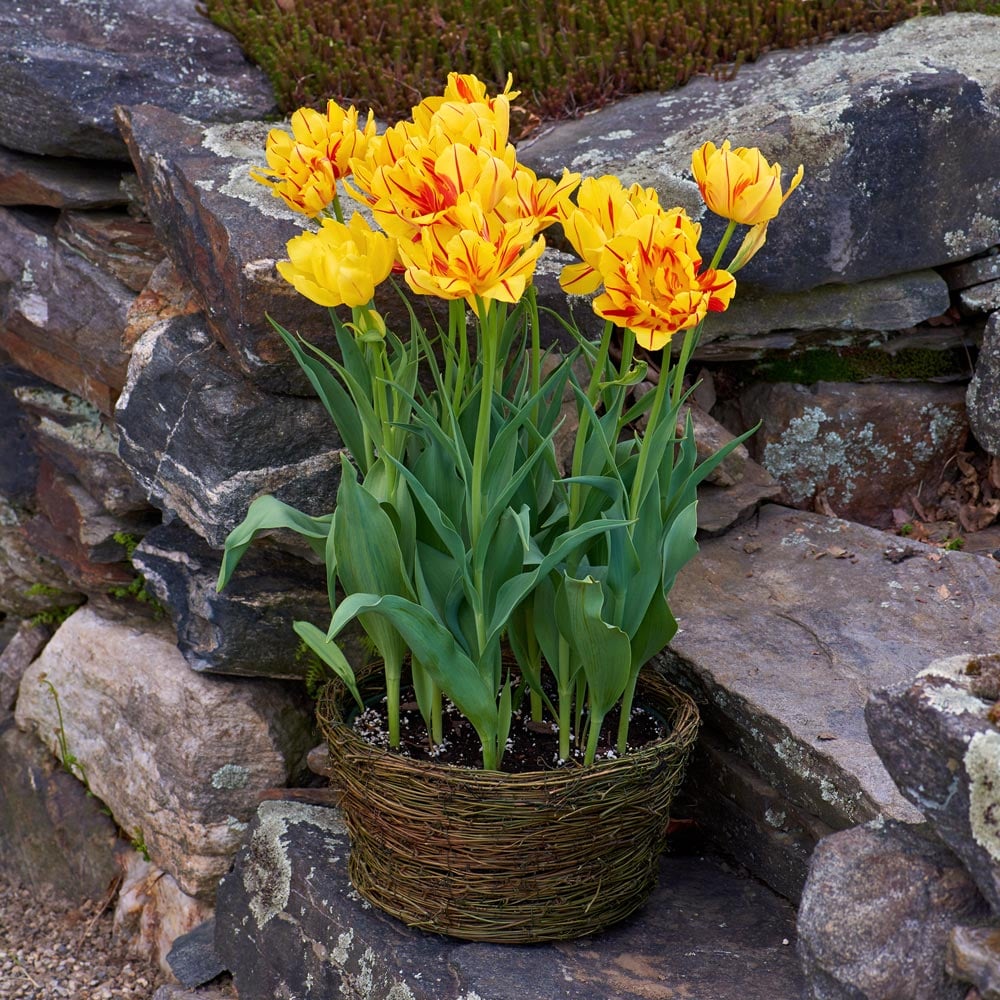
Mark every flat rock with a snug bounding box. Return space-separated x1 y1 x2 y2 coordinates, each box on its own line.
944 250 1000 291
167 919 227 988
798 820 989 1000
660 505 1000 894
55 210 164 292
968 312 1000 455
0 620 51 711
115 314 343 548
0 0 276 160
122 258 203 352
0 207 134 415
0 714 122 902
520 13 1000 293
961 280 1000 314
0 145 129 208
689 270 950 344
866 652 1000 914
948 925 1000 999
0 365 46 509
721 381 969 527
215 800 803 1000
14 606 317 899
134 521 359 679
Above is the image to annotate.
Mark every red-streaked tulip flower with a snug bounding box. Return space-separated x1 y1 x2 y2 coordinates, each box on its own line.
592 212 735 351
691 141 803 226
558 175 670 296
276 213 397 308
252 101 376 217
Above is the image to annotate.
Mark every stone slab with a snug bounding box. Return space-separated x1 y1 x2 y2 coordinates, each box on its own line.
215 800 803 1000
660 504 1000 890
0 144 128 208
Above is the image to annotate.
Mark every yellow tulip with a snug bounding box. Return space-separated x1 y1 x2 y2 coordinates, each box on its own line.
400 208 544 314
591 213 735 351
691 141 803 226
557 175 672 296
276 213 397 308
251 100 376 217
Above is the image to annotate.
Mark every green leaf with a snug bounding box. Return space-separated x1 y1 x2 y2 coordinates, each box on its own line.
661 499 700 595
629 594 678 675
292 621 363 710
556 575 631 717
218 495 332 591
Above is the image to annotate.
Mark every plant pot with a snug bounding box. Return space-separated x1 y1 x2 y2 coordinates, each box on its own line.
316 665 700 943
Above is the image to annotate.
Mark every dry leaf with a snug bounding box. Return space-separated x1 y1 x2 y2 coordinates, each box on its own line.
937 584 951 600
816 732 837 741
827 546 850 559
815 492 838 517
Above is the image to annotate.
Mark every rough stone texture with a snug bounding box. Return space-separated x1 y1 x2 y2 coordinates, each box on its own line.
948 925 1000 999
798 820 989 1000
0 714 122 903
0 365 45 509
122 258 203 352
114 850 215 976
962 281 1000 314
661 505 1000 896
0 495 85 619
0 0 276 161
721 380 969 527
866 652 1000 915
55 210 165 292
115 315 343 548
0 144 129 208
0 207 134 415
14 384 153 517
687 269 950 344
944 250 1000 291
0 620 51 711
695 459 784 538
116 106 336 393
520 13 1000 294
14 606 317 899
167 919 227 988
215 800 803 1000
133 521 352 679
968 312 1000 455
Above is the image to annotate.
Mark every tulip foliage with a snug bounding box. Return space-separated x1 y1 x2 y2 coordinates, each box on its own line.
219 74 803 770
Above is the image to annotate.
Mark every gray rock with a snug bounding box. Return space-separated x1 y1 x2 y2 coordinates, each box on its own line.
215 800 803 1000
115 315 343 549
943 250 1000 291
0 207 134 415
661 505 1000 896
798 820 989 1000
0 715 122 903
14 606 317 899
962 280 1000 314
0 144 129 208
866 652 1000 915
968 312 1000 456
520 13 1000 293
0 620 51 711
167 919 227 988
133 521 351 679
55 210 164 292
693 270 950 344
0 0 276 160
0 365 46 509
948 925 1000 999
14 384 152 518
721 380 969 527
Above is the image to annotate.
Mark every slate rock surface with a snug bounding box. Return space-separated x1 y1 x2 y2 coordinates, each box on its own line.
722 380 969 527
14 606 317 899
134 520 352 679
215 800 803 1000
662 505 1000 895
948 924 1000 999
0 0 276 160
866 652 1000 915
0 714 122 903
968 311 1000 456
115 315 343 548
798 819 989 1000
0 145 129 208
520 13 1000 293
0 620 51 711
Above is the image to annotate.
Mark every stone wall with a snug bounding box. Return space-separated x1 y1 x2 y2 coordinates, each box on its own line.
1 0 1000 981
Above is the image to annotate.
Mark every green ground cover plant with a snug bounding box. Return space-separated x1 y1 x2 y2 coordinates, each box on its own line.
199 0 998 125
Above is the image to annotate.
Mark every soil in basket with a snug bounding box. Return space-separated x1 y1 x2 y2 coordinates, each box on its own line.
350 682 668 773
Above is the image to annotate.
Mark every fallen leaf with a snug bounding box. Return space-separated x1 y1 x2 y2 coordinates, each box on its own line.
827 546 850 559
937 584 951 600
816 732 837 741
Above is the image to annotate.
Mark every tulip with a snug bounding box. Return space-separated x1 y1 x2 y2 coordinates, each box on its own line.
276 213 396 308
692 141 803 226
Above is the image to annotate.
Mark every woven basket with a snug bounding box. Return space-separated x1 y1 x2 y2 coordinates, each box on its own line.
316 665 699 943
